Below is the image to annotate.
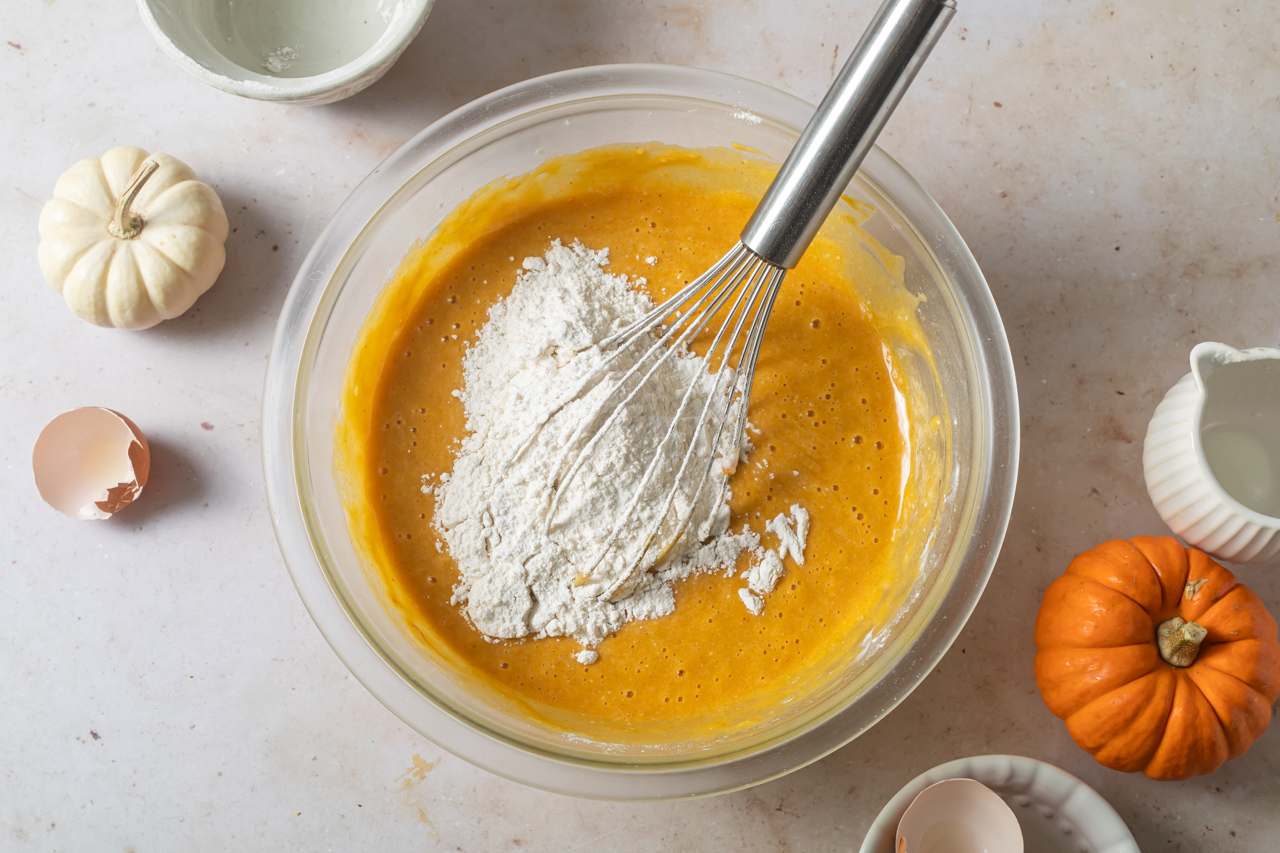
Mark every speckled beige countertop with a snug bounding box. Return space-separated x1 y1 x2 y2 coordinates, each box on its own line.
1 1 1277 850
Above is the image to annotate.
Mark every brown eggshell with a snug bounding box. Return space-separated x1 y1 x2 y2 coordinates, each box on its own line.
32 408 150 519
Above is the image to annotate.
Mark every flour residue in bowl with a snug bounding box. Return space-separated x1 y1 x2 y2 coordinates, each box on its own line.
261 45 301 74
431 241 806 653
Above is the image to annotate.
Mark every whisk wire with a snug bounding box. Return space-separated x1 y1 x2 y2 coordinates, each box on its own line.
597 245 751 351
671 265 786 539
495 246 753 483
488 241 788 600
541 245 759 532
572 251 787 594
726 272 784 462
594 261 787 589
578 258 766 581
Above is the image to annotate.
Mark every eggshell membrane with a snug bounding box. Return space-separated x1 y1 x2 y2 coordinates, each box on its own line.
896 778 1023 853
33 408 150 520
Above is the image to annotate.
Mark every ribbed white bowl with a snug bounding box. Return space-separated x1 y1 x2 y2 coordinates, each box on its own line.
1143 342 1280 565
859 755 1138 853
135 0 434 104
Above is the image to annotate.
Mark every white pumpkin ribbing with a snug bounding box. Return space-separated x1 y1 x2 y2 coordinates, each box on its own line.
37 146 229 330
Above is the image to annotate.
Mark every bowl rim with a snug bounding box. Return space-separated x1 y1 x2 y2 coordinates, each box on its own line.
262 62 1020 799
133 0 435 102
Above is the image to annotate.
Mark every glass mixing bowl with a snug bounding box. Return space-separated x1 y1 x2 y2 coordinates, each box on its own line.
263 64 1018 800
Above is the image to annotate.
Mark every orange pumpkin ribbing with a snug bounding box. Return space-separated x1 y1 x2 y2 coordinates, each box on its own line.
1034 535 1280 780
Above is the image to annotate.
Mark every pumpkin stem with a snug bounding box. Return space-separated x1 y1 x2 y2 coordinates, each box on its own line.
1157 616 1208 667
107 159 160 240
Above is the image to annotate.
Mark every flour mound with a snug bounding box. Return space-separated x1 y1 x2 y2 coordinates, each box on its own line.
433 241 805 649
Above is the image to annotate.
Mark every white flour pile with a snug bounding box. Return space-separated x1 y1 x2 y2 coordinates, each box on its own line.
430 241 808 656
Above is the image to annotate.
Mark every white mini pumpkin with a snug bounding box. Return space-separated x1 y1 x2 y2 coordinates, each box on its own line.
38 147 229 330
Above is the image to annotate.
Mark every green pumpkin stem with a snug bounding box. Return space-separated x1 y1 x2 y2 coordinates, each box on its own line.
1157 616 1208 667
107 159 160 240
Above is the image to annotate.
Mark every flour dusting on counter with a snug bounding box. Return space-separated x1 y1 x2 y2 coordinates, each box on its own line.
431 241 807 655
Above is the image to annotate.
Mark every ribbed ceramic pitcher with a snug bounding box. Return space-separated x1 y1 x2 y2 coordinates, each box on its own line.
1143 342 1280 565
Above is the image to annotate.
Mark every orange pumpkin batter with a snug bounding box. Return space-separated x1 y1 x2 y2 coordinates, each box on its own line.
337 145 937 742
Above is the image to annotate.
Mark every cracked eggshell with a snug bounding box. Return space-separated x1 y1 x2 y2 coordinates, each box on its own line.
33 408 150 520
896 778 1023 853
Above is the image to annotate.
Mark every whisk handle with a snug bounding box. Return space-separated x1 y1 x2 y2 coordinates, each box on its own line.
741 0 955 269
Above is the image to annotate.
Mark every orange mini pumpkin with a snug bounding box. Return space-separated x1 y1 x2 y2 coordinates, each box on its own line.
1034 536 1280 780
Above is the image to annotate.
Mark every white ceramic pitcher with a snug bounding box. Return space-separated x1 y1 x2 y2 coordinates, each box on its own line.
1144 342 1280 565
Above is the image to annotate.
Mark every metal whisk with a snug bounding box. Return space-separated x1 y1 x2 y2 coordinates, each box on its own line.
510 0 956 596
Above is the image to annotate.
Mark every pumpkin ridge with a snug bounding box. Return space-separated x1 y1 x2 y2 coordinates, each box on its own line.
39 197 103 232
1197 640 1280 701
39 224 106 287
1177 551 1238 623
105 241 159 330
1064 539 1163 615
53 158 116 220
128 241 195 318
1143 671 1230 780
1184 664 1272 759
140 224 226 279
141 182 230 239
1130 536 1190 618
129 157 194 212
1196 586 1278 643
1034 574 1153 649
1065 666 1176 773
1034 643 1159 718
62 240 117 326
141 179 206 214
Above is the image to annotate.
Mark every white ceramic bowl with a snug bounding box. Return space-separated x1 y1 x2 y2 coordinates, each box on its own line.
1144 342 1280 565
860 755 1139 853
135 0 434 104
